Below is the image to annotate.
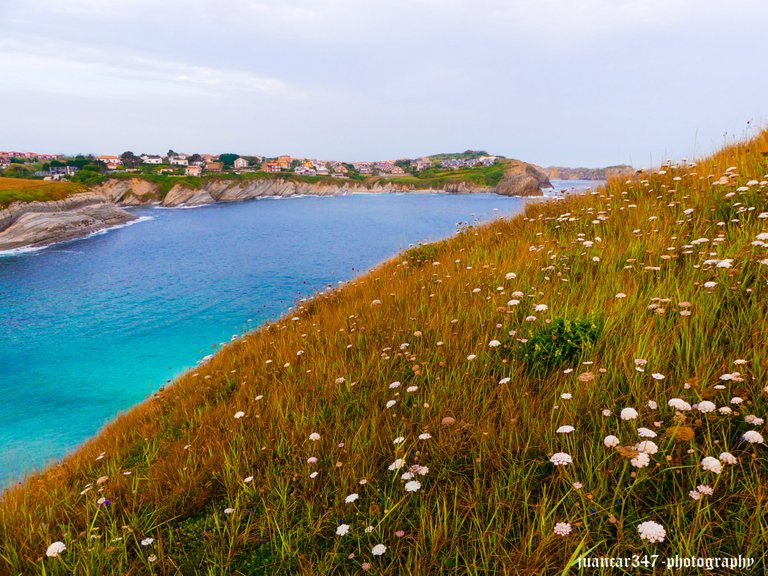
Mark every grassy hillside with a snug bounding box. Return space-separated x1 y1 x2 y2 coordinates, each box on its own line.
378 162 507 189
0 178 87 209
2 132 768 574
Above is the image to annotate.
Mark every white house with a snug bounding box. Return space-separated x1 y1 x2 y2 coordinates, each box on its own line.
169 155 188 166
141 155 164 165
233 157 249 169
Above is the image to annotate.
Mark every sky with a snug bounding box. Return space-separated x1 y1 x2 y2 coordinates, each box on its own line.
0 0 766 167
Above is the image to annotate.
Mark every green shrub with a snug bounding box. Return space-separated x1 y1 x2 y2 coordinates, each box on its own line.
517 316 603 376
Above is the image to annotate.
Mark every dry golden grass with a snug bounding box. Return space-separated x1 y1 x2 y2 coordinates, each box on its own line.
0 177 86 208
1 132 768 574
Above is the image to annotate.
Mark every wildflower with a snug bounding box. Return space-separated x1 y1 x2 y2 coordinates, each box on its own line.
604 435 620 448
362 562 372 571
372 544 387 556
718 406 732 415
488 340 501 347
404 480 421 492
505 272 517 280
345 493 359 504
395 530 405 537
385 399 397 409
525 315 537 322
668 398 692 411
234 411 245 419
719 452 738 464
336 524 350 536
697 401 716 413
507 299 520 306
467 354 477 360
703 281 717 288
637 521 666 543
418 433 432 440
140 538 154 547
572 482 583 490
743 430 764 444
499 377 511 385
411 464 429 476
744 415 764 425
631 452 650 468
393 436 405 445
365 525 374 533
553 522 572 536
388 458 406 470
731 397 744 404
359 478 367 485
46 541 66 557
615 293 627 299
688 490 701 500
602 409 612 417
309 432 321 441
307 456 318 464
406 385 418 392
556 425 575 434
636 441 658 455
620 407 638 421
401 471 414 480
335 377 345 384
148 554 157 562
651 373 665 380
697 485 714 496
561 392 572 399
534 304 548 312
244 476 253 483
310 471 319 478
389 381 401 389
637 428 657 438
549 452 572 466
701 456 723 474
224 508 234 514
647 400 658 410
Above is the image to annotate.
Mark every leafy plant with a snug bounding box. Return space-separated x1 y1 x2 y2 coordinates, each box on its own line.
517 316 603 376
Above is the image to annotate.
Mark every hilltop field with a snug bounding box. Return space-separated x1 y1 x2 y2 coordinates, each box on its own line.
1 133 767 574
0 178 87 209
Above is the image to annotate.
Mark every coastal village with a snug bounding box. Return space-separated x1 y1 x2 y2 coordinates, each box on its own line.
0 149 500 182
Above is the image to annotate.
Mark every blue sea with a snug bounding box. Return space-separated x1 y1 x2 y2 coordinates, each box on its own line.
0 182 594 486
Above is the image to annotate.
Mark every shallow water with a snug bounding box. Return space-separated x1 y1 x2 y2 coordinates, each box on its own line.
0 182 593 485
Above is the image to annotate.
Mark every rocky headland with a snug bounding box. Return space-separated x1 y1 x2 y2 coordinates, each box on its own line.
0 160 552 252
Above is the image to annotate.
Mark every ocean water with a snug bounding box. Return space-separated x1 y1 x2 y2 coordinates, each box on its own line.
0 182 594 486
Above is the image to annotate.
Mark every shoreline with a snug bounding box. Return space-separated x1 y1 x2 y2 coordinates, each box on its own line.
0 185 567 255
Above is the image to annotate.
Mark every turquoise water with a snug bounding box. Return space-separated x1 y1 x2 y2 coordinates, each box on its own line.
0 184 591 486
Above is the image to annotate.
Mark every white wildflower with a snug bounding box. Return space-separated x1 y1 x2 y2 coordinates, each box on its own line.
637 521 666 543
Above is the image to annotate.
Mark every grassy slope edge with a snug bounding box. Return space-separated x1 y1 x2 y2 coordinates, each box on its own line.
1 133 768 574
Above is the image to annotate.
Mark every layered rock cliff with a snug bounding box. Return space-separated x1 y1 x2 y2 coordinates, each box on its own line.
0 194 135 251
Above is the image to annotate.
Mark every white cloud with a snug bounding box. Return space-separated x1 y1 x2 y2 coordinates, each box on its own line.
0 36 289 99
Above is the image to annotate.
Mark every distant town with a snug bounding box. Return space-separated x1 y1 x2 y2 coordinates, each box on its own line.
0 149 501 182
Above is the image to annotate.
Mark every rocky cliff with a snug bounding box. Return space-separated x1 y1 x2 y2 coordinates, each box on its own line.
546 165 634 180
0 193 136 251
0 160 552 251
495 160 552 197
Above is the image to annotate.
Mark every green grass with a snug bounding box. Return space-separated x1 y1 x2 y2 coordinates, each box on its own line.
1 132 768 574
379 163 507 189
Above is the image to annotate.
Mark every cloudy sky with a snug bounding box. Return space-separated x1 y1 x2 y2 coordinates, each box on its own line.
0 0 765 166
